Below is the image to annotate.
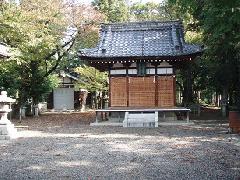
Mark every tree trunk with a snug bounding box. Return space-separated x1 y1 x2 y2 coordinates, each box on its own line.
215 91 219 107
229 90 233 106
221 88 228 117
79 89 88 112
182 67 194 106
176 80 183 105
91 92 96 109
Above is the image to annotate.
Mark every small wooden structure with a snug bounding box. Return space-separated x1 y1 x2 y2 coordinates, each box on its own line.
78 20 202 126
47 71 80 110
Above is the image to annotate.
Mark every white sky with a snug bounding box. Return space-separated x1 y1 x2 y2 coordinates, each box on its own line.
80 0 163 4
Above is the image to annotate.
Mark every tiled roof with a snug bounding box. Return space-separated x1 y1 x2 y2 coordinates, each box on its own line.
59 71 78 80
78 20 202 60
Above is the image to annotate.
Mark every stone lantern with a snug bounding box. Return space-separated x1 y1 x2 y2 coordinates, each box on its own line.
0 91 17 140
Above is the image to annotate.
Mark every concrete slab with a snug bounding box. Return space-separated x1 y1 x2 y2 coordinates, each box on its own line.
90 122 122 127
158 121 194 126
91 121 193 127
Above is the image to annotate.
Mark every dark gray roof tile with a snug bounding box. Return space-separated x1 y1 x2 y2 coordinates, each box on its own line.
78 20 202 60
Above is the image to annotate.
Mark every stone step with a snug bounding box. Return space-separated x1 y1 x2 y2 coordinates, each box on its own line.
15 126 29 131
123 112 158 127
126 122 156 127
127 118 155 122
128 114 155 120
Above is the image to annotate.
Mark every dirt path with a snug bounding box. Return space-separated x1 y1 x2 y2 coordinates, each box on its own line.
0 112 239 180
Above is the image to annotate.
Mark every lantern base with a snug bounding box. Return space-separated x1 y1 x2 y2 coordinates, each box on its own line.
0 123 17 140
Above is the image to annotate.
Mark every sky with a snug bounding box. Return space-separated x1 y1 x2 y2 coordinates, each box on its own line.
80 0 163 4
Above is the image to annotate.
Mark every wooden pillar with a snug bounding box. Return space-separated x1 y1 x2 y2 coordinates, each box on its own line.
126 63 129 107
127 76 129 107
173 75 176 106
108 76 111 107
155 76 158 107
155 64 158 107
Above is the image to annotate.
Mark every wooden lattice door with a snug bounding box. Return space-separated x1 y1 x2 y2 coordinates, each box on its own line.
110 77 127 107
129 77 155 107
158 76 175 107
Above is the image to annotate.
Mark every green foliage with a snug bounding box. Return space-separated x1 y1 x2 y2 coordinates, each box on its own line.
75 65 108 93
92 0 129 22
31 74 59 103
59 3 103 72
130 2 171 21
167 0 240 107
0 0 104 106
167 0 204 22
0 0 66 48
18 61 60 104
77 29 99 49
62 25 100 73
198 0 240 102
0 61 20 96
0 0 69 104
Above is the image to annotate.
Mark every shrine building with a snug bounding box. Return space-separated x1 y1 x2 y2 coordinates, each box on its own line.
78 20 202 127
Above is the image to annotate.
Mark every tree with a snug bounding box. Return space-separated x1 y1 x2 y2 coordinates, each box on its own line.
92 0 129 22
167 0 240 114
60 1 104 71
0 0 69 105
130 2 171 21
0 61 20 97
0 0 103 108
75 65 108 109
204 1 240 115
75 65 108 92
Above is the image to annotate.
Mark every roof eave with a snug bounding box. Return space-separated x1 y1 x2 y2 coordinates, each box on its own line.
78 51 202 62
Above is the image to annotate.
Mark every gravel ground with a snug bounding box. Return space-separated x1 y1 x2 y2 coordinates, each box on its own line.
0 113 239 180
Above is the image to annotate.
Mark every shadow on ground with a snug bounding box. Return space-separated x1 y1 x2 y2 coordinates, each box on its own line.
0 112 239 179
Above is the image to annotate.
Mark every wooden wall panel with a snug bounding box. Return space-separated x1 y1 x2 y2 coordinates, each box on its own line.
110 77 127 107
129 77 155 107
158 76 175 107
110 76 176 108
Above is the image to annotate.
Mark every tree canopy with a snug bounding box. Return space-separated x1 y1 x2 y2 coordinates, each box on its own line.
0 0 102 105
75 65 108 93
168 0 240 109
92 0 129 22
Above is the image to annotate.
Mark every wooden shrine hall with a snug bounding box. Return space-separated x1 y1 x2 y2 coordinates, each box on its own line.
78 20 202 127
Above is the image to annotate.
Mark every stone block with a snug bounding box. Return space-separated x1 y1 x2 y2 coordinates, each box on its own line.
0 126 8 135
0 135 10 140
123 112 157 127
0 123 17 139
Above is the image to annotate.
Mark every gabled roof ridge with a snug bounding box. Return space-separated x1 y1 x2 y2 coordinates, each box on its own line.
101 20 181 26
100 20 183 32
78 20 202 61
